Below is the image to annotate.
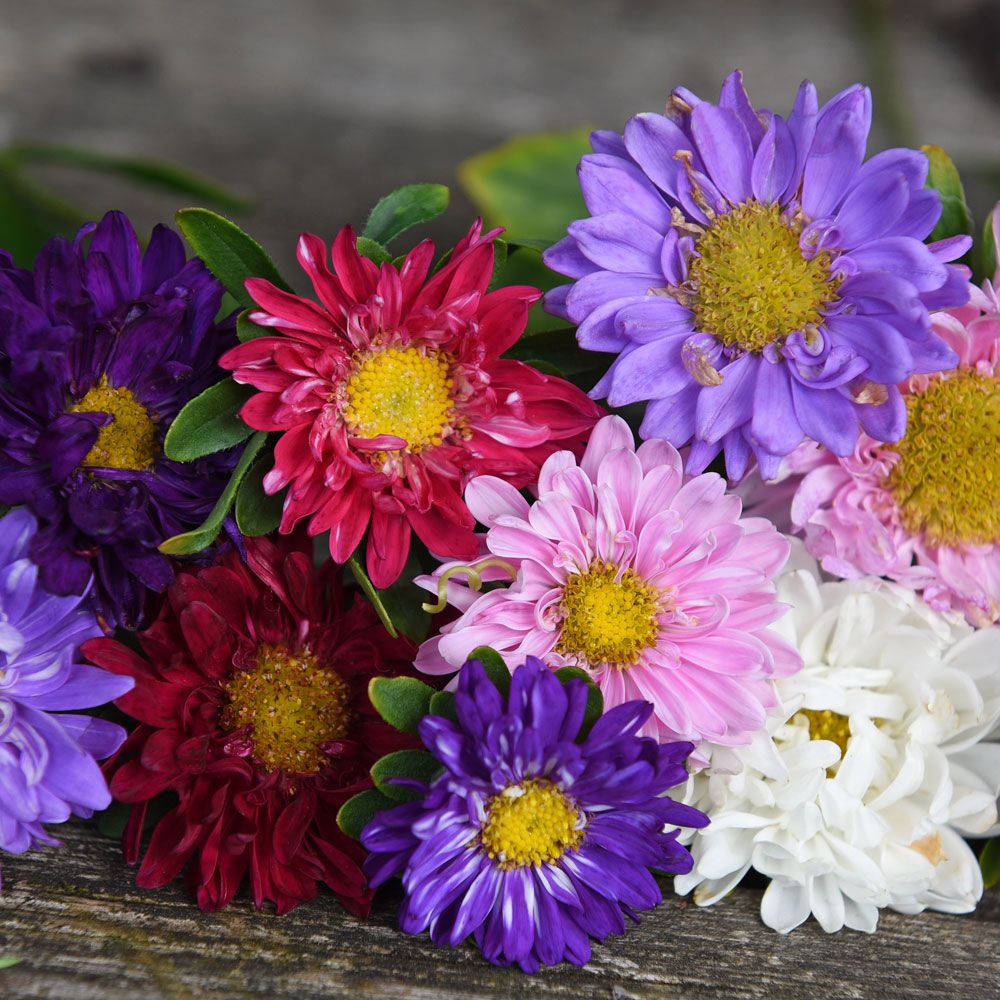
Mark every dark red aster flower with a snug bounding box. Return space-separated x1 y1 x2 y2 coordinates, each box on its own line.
219 221 604 588
83 534 419 915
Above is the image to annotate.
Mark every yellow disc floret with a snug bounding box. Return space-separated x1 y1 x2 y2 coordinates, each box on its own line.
688 201 839 353
886 371 1000 547
221 643 352 774
343 346 456 451
556 562 660 668
68 376 158 470
799 708 852 759
480 779 584 867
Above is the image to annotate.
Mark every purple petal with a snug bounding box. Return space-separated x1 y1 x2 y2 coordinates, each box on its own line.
567 214 664 274
579 155 670 230
750 360 802 454
751 115 796 204
690 104 754 204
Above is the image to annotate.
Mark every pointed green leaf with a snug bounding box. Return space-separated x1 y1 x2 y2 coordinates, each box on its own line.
348 555 399 639
362 183 450 246
237 308 270 342
0 958 22 970
429 690 458 723
337 788 397 840
159 431 268 555
459 129 591 246
163 379 254 461
554 666 604 739
368 676 436 735
371 749 440 801
468 645 511 697
923 145 973 245
979 209 998 285
373 548 432 644
355 236 392 265
495 245 566 335
175 208 291 309
235 452 285 536
981 837 1000 890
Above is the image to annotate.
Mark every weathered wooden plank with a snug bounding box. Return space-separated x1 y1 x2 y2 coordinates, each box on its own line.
0 823 997 999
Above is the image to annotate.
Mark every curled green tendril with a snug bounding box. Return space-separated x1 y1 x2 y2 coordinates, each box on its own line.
422 558 518 614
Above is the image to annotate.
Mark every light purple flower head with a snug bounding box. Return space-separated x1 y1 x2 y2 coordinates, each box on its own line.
0 508 132 883
544 71 972 480
362 656 706 972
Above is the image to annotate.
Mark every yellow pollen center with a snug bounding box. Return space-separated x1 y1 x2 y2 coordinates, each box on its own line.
343 346 455 452
480 779 584 867
885 371 1000 547
221 643 352 774
799 708 852 760
556 562 660 668
687 201 839 353
68 377 158 470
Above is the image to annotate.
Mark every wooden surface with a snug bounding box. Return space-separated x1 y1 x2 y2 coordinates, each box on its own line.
0 823 996 999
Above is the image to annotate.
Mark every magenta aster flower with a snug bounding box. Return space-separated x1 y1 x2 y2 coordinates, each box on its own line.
414 415 799 747
764 205 1000 627
544 71 972 480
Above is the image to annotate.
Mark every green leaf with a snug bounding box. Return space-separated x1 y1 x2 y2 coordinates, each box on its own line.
362 183 450 246
373 548 432 643
159 431 268 555
979 209 998 285
348 555 399 639
96 800 132 839
368 676 436 735
0 957 21 970
371 749 440 801
236 309 270 342
923 145 973 244
504 327 605 383
355 236 392 265
235 452 285 536
554 666 604 739
981 837 1000 890
337 788 397 840
496 245 566 335
8 144 247 211
458 129 591 246
163 379 254 461
175 208 291 309
468 645 510 697
429 689 458 723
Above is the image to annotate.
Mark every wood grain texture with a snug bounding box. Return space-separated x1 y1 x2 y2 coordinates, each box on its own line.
0 823 997 999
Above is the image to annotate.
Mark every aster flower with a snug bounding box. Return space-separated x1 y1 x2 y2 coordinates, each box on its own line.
751 203 1000 626
362 656 705 971
415 415 799 748
0 211 237 628
82 533 419 915
676 556 1000 933
0 508 132 886
219 221 603 588
544 70 971 480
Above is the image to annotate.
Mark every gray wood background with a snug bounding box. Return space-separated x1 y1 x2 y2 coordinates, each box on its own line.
0 823 997 999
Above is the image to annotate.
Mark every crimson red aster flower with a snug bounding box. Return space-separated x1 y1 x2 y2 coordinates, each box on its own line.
220 222 603 587
82 534 419 915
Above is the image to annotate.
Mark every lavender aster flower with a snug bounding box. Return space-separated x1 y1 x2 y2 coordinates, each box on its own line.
0 508 132 885
544 71 972 480
362 656 706 972
0 212 237 627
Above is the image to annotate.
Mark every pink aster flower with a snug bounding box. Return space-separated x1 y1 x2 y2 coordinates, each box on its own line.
220 222 603 587
762 204 1000 627
414 415 800 747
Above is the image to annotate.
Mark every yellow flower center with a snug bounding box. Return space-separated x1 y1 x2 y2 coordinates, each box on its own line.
885 371 1000 546
68 377 158 471
556 562 660 668
343 346 455 452
799 708 852 759
688 201 839 353
480 779 584 867
221 643 352 774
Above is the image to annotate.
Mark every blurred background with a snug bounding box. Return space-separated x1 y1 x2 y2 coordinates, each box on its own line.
1 0 999 272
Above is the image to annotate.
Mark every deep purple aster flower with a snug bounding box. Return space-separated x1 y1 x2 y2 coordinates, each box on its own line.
544 71 972 480
0 508 132 886
0 211 237 627
362 656 706 972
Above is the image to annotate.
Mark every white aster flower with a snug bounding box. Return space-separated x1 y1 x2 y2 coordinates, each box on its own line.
676 554 1000 933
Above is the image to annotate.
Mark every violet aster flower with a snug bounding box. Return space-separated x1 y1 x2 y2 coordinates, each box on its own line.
544 71 972 480
362 656 706 972
0 212 237 628
0 508 132 886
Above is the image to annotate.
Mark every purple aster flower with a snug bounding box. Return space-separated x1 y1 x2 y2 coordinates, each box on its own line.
362 656 706 972
0 211 237 628
0 508 133 886
544 71 972 480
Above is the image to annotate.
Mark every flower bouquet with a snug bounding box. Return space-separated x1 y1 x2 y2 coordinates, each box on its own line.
2 71 998 974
